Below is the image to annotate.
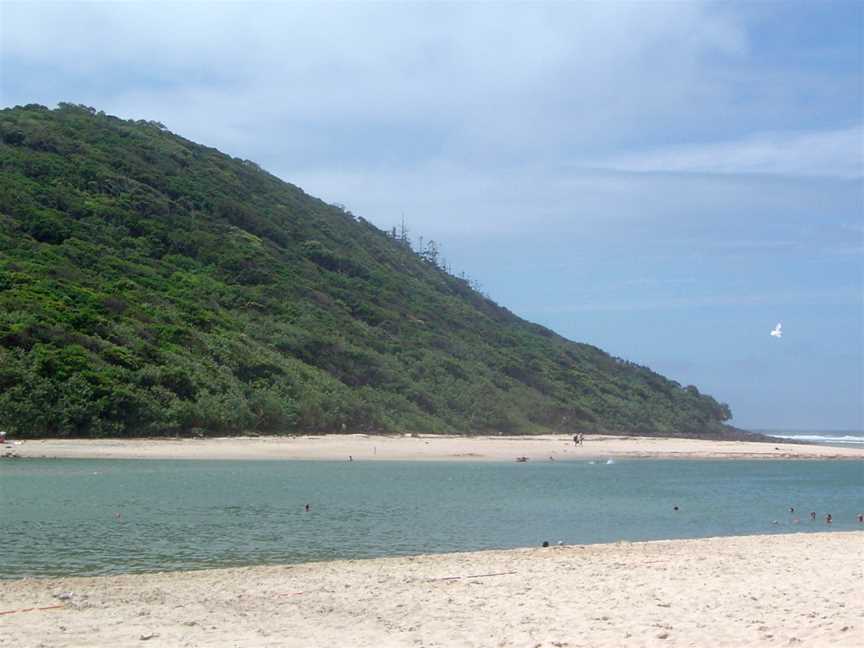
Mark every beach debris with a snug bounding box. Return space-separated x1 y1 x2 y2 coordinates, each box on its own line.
515 456 528 462
426 571 516 583
0 604 65 616
49 591 92 610
139 633 159 641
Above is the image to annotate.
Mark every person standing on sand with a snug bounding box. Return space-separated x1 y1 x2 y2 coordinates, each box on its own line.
573 434 578 447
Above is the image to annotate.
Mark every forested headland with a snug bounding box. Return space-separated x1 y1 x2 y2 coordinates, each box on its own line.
0 104 739 439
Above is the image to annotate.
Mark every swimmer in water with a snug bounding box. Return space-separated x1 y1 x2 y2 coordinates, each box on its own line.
810 511 816 521
825 513 832 524
304 504 310 512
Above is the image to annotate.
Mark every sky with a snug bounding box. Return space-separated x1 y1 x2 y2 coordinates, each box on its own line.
1 1 862 430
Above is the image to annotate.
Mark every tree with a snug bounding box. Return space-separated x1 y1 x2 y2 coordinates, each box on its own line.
421 240 439 267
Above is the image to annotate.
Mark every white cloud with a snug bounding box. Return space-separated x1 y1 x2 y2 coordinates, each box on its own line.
1 1 750 163
590 126 864 178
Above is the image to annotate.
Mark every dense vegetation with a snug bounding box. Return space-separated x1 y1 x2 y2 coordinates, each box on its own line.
0 103 736 438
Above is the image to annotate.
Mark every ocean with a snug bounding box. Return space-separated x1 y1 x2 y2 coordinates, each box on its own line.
1 458 861 579
758 429 864 447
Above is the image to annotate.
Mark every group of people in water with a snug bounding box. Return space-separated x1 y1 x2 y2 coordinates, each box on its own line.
784 507 864 525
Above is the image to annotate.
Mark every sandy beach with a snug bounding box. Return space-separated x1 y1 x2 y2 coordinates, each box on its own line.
2 532 861 647
5 433 864 462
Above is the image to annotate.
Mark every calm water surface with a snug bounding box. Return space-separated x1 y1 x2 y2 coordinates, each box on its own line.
1 458 861 578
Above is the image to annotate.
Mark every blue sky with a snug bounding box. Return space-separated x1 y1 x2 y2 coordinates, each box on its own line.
1 1 861 430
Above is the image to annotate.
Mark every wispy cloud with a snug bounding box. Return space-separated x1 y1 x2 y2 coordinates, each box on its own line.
709 240 799 251
591 126 864 179
545 289 863 313
822 246 864 257
287 160 860 243
622 277 698 287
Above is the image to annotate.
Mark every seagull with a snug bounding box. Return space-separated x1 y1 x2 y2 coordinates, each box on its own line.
770 322 782 338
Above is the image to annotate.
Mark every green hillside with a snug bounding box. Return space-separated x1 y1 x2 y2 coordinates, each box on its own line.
0 103 734 438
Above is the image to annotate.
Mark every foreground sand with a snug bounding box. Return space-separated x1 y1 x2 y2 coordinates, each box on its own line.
7 433 864 461
2 532 861 647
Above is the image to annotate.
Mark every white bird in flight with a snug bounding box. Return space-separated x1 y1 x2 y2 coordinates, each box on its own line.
770 322 782 338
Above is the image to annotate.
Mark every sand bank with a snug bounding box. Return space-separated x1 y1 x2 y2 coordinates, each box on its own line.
2 532 861 647
6 433 864 461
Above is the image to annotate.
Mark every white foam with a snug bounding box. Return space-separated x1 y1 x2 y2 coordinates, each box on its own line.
772 434 864 445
